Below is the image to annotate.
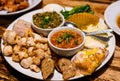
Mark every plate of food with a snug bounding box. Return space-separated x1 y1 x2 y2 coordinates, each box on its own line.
1 4 115 80
0 0 42 16
104 0 120 35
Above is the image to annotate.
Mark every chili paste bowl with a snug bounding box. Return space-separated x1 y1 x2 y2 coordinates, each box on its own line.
32 10 65 37
48 26 86 57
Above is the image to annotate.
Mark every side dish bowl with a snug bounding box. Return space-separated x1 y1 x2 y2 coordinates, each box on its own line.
32 10 65 36
42 3 64 12
48 26 86 57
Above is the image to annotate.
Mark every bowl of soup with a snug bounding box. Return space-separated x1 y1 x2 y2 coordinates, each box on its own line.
48 26 86 57
32 11 65 36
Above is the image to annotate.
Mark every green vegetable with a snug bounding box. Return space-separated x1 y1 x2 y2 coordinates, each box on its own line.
60 4 94 19
57 33 75 43
57 37 63 43
42 16 51 25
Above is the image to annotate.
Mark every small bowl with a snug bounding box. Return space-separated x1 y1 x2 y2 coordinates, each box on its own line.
48 26 86 57
104 0 120 35
32 11 65 36
42 3 64 12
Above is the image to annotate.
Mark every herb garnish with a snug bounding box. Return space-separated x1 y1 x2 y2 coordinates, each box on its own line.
60 4 94 19
57 33 75 43
41 15 51 28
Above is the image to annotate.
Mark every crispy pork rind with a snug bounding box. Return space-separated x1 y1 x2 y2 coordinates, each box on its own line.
2 19 52 75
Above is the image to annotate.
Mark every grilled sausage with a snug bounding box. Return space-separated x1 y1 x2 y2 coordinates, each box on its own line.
57 58 76 80
41 58 55 80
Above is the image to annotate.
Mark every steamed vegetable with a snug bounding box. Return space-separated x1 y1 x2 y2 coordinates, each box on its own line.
61 4 94 19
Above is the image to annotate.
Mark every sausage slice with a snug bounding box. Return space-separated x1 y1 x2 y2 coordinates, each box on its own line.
57 58 76 80
41 58 55 80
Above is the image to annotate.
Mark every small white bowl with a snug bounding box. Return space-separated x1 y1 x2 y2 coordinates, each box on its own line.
32 11 65 36
48 26 86 57
42 3 64 12
104 0 120 35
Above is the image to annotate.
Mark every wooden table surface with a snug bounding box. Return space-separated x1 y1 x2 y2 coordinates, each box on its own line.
0 0 120 81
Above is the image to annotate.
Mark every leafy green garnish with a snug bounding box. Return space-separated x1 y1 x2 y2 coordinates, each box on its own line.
57 33 75 43
41 15 51 28
60 4 94 19
57 37 63 43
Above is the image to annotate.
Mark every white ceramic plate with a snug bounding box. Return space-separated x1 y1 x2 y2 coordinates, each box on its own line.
1 5 116 80
104 0 120 35
0 0 42 16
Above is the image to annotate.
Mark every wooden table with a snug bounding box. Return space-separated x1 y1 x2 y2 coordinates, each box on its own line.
0 0 120 81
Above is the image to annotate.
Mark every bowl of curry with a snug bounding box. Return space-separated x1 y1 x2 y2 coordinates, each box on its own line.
48 26 86 57
32 11 65 36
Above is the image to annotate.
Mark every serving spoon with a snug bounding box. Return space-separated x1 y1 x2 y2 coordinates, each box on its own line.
63 21 113 41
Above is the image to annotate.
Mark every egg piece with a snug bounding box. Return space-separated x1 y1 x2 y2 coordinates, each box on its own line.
42 4 64 12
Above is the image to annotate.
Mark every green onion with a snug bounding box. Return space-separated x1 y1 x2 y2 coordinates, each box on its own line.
57 33 75 43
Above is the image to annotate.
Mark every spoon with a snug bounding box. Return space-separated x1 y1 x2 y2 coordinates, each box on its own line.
63 21 113 35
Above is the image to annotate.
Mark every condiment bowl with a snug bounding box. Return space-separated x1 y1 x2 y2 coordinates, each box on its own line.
42 3 64 12
32 10 65 36
48 26 86 57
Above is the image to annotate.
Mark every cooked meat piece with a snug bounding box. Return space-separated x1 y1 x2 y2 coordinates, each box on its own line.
62 64 76 80
30 64 40 73
57 58 76 80
3 30 17 45
3 45 13 56
15 0 24 4
0 0 6 5
6 0 14 5
41 58 55 80
12 54 20 62
0 0 29 12
18 1 29 10
0 6 3 10
20 57 33 69
4 4 18 12
13 19 31 37
57 58 71 72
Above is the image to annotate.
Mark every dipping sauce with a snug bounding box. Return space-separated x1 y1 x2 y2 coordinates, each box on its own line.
117 15 120 28
50 30 83 48
33 11 63 29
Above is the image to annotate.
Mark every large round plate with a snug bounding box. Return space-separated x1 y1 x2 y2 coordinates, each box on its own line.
0 0 42 16
1 6 116 80
104 0 120 35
